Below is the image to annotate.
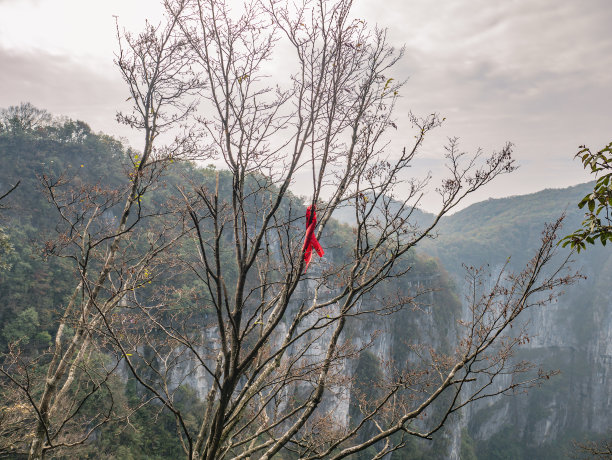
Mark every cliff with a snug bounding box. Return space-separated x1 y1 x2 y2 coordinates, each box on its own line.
421 182 612 459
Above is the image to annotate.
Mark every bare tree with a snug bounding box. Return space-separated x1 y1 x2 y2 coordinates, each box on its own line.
92 1 580 459
0 181 20 207
0 4 199 459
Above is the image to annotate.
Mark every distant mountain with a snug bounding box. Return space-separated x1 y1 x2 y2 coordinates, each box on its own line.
423 182 594 271
333 183 594 272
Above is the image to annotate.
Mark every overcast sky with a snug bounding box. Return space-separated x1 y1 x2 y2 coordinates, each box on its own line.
1 0 610 211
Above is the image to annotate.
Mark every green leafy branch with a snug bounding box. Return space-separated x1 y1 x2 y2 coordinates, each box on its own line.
560 141 612 252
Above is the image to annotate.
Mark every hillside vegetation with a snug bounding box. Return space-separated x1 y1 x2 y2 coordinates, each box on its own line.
0 109 463 459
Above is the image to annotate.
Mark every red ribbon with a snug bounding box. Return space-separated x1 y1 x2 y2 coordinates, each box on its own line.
302 205 324 272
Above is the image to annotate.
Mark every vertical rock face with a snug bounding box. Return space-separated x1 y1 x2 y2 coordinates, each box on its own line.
421 183 612 459
143 183 612 459
459 253 612 458
167 326 220 400
163 253 463 458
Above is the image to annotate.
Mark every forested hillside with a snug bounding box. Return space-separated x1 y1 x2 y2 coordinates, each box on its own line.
0 109 466 459
0 115 126 351
2 107 607 459
423 183 593 271
0 111 210 458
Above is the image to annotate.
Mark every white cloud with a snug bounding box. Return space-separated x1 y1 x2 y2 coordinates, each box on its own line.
0 0 608 211
0 0 164 64
0 46 137 145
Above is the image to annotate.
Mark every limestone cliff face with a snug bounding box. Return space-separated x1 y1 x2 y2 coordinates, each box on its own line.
422 183 612 459
321 182 612 458
462 252 612 453
165 183 612 459
163 254 463 458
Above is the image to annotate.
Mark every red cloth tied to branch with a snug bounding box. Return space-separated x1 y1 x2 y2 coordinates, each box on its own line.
302 205 324 272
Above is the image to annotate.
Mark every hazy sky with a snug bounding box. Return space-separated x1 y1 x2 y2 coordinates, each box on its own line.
1 0 610 211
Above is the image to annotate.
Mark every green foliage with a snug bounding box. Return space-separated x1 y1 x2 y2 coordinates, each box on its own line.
347 351 384 459
560 141 612 251
475 424 524 460
0 226 13 272
0 102 52 134
349 351 383 416
67 379 191 460
0 103 132 349
1 307 40 345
